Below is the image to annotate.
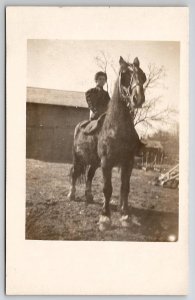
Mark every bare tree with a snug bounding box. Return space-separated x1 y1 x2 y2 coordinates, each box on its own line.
133 97 177 128
94 51 176 132
95 51 118 93
144 63 166 91
134 63 178 133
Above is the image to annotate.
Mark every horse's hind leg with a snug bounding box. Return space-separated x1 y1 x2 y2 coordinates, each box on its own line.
68 161 84 201
85 165 98 203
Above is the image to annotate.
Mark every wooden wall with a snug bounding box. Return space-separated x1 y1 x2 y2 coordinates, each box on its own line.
26 103 89 163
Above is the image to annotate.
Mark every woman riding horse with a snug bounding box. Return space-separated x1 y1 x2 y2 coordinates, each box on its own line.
85 71 110 120
68 56 146 230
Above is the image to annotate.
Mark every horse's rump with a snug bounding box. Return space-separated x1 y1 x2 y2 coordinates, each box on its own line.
73 120 100 168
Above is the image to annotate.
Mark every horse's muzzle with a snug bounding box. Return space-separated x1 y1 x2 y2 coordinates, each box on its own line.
133 94 145 108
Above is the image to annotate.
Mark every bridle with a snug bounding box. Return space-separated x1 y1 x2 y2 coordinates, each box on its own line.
118 67 140 111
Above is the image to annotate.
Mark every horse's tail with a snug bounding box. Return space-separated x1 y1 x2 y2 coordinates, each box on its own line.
69 162 87 185
69 168 86 184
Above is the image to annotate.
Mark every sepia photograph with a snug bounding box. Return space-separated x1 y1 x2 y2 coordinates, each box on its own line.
6 7 189 295
26 40 180 241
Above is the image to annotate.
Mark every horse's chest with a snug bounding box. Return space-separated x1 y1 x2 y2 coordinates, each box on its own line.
98 130 132 160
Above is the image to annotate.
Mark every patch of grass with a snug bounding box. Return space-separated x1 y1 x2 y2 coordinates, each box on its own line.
26 159 178 241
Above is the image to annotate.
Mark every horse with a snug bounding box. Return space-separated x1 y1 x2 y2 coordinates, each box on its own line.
68 58 146 230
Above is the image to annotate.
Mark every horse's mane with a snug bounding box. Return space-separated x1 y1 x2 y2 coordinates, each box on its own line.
107 76 121 116
107 75 131 119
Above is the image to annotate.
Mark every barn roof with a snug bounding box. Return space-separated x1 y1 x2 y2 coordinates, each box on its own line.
143 140 163 150
27 87 87 108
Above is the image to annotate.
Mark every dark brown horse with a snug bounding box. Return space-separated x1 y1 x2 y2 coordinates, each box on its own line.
68 58 146 230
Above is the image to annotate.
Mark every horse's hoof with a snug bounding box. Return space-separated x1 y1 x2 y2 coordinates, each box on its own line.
67 191 75 201
120 215 130 228
85 193 94 203
98 215 111 231
132 215 141 226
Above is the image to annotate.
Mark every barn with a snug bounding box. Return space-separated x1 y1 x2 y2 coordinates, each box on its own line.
141 140 164 164
26 87 89 163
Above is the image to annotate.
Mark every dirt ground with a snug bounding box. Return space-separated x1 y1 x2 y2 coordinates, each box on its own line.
26 159 178 241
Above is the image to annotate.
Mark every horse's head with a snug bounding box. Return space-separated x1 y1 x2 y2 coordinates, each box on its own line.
119 56 146 111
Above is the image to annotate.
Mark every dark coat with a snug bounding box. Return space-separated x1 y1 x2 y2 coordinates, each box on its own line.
85 87 110 119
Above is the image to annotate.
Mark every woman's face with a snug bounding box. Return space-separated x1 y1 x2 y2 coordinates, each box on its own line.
96 75 107 87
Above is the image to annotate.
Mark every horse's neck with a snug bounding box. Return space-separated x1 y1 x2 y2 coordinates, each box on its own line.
105 80 132 131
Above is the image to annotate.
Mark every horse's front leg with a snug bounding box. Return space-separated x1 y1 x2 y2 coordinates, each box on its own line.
99 163 112 231
102 166 112 217
120 159 134 227
85 165 98 203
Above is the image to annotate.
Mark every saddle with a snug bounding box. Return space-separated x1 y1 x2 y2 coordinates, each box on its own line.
80 113 106 135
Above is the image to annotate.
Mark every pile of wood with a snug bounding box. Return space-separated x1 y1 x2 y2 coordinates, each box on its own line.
153 164 179 189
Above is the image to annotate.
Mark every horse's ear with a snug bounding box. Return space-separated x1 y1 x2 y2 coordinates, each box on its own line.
133 57 140 67
119 56 125 65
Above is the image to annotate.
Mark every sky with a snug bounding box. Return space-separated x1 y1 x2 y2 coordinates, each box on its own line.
27 40 180 134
